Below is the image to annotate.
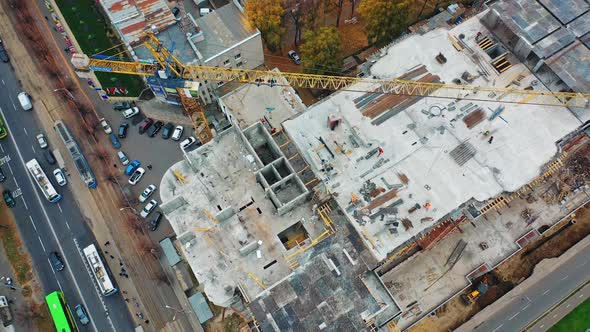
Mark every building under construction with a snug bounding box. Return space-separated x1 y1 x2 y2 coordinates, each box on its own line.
158 1 590 330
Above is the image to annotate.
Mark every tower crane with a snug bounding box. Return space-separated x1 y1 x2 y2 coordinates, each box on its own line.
72 33 590 143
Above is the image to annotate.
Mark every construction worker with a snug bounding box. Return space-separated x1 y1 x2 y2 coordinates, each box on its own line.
482 130 490 136
488 136 494 144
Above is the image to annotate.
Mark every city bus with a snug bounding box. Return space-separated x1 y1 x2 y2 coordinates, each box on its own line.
25 159 62 203
83 244 118 296
45 291 76 332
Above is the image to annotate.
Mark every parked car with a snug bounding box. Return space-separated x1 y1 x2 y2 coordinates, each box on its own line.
0 166 5 182
0 39 9 63
36 133 48 149
99 118 112 134
74 304 90 325
122 107 140 119
147 121 163 137
171 125 184 141
3 189 15 208
180 136 197 150
44 150 56 165
149 212 162 231
288 50 301 65
140 199 158 218
161 122 174 139
138 118 154 134
139 184 157 203
109 133 121 149
128 167 145 185
53 168 67 186
172 6 181 19
48 251 64 271
125 160 140 176
112 101 131 111
117 151 130 166
118 122 129 138
18 92 32 111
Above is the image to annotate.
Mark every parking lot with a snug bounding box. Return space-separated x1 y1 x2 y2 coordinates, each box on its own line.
98 101 187 241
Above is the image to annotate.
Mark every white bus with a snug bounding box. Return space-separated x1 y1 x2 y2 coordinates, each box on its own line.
83 244 118 296
25 159 61 203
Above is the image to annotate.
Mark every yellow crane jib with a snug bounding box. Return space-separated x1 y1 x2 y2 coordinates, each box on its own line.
70 32 590 108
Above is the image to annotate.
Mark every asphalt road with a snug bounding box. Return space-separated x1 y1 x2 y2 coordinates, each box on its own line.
470 243 590 332
0 59 133 331
526 281 590 331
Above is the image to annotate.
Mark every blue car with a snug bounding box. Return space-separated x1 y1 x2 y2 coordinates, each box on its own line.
109 133 121 149
125 160 140 176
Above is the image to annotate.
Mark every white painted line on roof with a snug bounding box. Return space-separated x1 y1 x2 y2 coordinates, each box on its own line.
508 312 520 320
561 275 568 281
491 323 504 332
29 215 37 232
542 289 550 295
23 127 28 136
38 236 46 252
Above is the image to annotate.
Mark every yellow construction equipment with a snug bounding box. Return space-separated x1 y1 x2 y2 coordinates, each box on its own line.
72 32 590 112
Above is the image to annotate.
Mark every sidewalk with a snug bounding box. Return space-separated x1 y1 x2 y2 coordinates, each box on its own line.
456 235 590 331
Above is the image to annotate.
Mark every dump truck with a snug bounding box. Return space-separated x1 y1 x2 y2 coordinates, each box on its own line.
0 296 13 327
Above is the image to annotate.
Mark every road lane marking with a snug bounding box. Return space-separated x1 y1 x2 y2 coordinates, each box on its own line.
20 195 28 210
57 203 63 213
566 304 571 308
561 275 568 281
65 220 70 230
0 144 3 152
38 236 46 252
509 312 520 320
31 145 36 153
579 294 584 298
0 106 99 332
522 304 530 311
1 79 4 85
29 215 38 232
540 325 544 329
6 160 13 176
553 314 558 318
23 127 28 136
491 323 504 332
542 289 550 295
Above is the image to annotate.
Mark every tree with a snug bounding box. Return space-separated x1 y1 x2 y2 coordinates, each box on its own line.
334 0 345 26
245 0 285 51
350 0 357 19
358 0 411 45
300 27 342 75
287 0 305 46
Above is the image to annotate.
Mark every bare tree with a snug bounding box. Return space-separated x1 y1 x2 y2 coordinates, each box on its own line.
288 1 305 46
334 0 345 26
152 270 171 285
350 0 357 19
139 239 161 259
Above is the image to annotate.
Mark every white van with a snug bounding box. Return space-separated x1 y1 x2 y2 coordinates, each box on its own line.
18 92 32 111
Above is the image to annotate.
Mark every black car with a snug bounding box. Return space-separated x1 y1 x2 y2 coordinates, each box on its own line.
49 251 65 271
0 166 5 182
147 121 163 137
118 122 129 138
3 190 15 208
0 40 9 63
44 150 56 165
149 212 162 231
112 101 132 111
161 122 174 139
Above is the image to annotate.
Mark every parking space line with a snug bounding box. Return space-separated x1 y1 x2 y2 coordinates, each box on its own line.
57 203 63 213
65 220 70 230
6 161 13 176
29 215 38 232
23 127 28 136
38 236 46 252
12 176 18 187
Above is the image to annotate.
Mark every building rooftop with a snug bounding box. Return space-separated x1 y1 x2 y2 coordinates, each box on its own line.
133 24 200 64
219 69 307 128
283 13 582 261
188 292 214 324
193 3 259 62
99 0 177 45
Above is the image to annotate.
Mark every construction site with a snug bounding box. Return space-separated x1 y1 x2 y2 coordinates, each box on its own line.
155 0 590 330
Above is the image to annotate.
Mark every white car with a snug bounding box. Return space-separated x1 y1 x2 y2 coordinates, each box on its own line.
18 92 33 111
117 151 130 166
171 125 184 141
140 199 158 218
53 169 67 186
99 118 112 134
122 107 140 119
139 184 157 203
128 167 145 185
36 133 48 149
180 136 196 150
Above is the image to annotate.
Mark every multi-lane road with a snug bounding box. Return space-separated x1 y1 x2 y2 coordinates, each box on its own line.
0 57 133 330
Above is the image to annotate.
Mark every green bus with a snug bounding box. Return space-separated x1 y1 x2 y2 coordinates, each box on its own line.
45 291 77 332
0 115 7 139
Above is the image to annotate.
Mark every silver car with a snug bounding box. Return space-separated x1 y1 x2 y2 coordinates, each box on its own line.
140 199 158 218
